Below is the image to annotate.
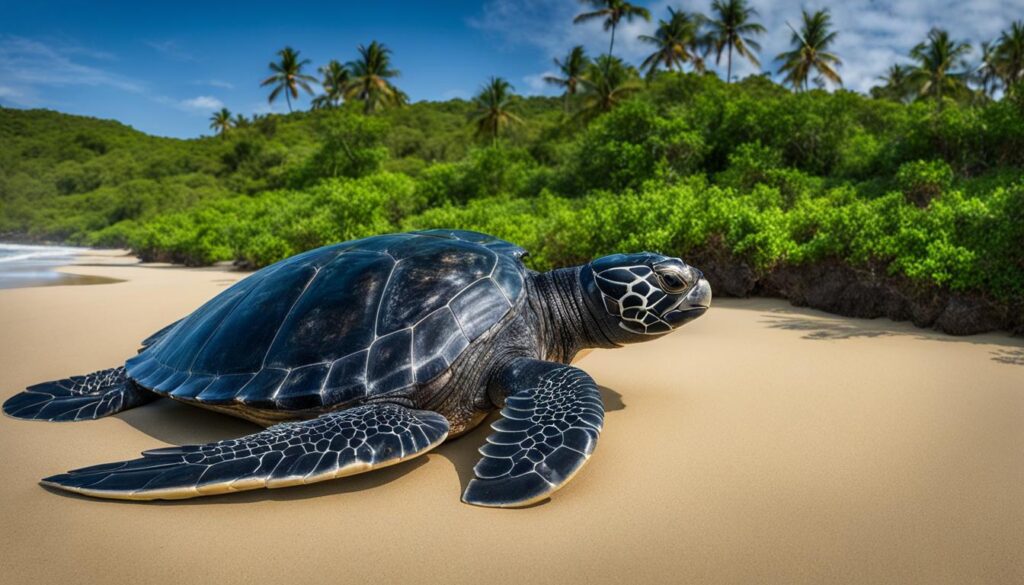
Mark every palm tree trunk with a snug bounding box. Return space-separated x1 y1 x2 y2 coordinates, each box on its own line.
727 43 733 83
608 24 617 62
285 89 293 113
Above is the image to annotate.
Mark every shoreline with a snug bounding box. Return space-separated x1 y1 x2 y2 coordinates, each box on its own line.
26 245 1024 339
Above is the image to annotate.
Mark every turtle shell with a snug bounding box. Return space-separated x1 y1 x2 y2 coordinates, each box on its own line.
125 230 527 411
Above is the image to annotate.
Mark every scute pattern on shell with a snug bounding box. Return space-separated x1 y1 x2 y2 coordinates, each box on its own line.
125 230 527 411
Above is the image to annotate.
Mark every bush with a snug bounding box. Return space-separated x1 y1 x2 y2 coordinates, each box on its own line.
2 80 1023 312
296 110 390 184
896 160 954 206
568 100 705 194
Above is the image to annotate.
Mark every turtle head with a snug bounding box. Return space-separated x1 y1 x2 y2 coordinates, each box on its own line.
580 252 711 344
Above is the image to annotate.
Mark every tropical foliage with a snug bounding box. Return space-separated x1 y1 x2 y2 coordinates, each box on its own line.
311 60 350 109
908 28 973 102
208 108 233 137
776 9 842 90
545 46 591 112
706 0 765 82
573 0 651 62
2 13 1024 329
576 55 642 120
471 77 523 143
345 41 404 114
639 8 704 76
260 47 317 112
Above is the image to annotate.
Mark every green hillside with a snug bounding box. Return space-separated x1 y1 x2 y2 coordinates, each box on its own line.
0 73 1022 334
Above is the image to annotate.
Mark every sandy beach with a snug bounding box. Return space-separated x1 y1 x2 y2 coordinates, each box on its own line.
1 251 1022 585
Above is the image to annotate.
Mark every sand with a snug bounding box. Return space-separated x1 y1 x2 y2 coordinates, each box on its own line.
1 251 1022 585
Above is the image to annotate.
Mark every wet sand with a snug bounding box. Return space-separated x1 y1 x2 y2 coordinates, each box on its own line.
0 244 123 289
1 254 1022 584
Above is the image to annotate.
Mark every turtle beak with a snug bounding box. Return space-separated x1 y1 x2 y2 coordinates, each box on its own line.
662 278 712 328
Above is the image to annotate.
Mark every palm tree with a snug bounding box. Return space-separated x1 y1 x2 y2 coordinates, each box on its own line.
232 113 249 128
775 9 842 91
312 60 350 109
209 108 233 137
260 46 317 112
345 41 403 114
995 21 1024 88
573 0 651 65
577 55 642 120
706 0 765 83
639 8 701 76
545 46 591 113
909 28 972 102
975 41 1001 99
872 64 916 103
687 20 715 74
471 77 523 144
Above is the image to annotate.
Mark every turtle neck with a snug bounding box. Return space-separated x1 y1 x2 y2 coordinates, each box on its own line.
530 266 619 362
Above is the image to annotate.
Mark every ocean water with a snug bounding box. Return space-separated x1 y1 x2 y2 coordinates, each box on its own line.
0 243 87 289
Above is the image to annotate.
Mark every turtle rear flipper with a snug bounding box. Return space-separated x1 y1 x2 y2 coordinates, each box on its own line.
463 359 605 508
41 403 449 500
3 366 156 422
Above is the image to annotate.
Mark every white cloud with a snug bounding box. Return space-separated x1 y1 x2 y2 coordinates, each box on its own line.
522 70 559 94
192 79 235 90
146 40 195 61
179 95 224 112
252 101 279 115
0 35 144 106
471 0 1024 94
0 86 25 100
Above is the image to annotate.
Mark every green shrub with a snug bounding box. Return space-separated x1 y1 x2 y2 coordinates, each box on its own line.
568 100 705 194
1 81 1022 309
896 160 954 206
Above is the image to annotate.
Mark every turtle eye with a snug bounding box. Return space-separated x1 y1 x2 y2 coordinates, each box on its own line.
655 268 690 294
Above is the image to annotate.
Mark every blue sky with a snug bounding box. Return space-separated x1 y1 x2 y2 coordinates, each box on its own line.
2 0 1022 138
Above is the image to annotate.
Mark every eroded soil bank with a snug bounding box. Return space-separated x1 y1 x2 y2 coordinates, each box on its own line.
693 249 1022 336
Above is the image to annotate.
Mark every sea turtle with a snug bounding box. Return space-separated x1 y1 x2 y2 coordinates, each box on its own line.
3 229 711 507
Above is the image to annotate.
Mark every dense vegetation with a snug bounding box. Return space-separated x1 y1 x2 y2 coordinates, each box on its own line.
1 4 1023 334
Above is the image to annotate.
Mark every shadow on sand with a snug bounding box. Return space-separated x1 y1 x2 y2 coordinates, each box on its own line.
745 303 1024 366
46 385 626 506
990 348 1024 366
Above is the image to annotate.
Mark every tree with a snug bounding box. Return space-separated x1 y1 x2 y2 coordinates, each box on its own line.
687 18 715 74
302 111 389 182
545 46 591 113
776 9 842 91
909 28 972 102
471 77 523 144
312 60 350 110
975 41 1001 99
706 0 765 83
208 108 233 137
232 113 249 128
345 41 404 114
577 55 642 121
995 21 1024 88
639 8 702 77
260 46 317 112
872 64 916 103
573 0 651 65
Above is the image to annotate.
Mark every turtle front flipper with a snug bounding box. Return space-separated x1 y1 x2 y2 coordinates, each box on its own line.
40 403 449 500
3 366 156 422
463 359 604 508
